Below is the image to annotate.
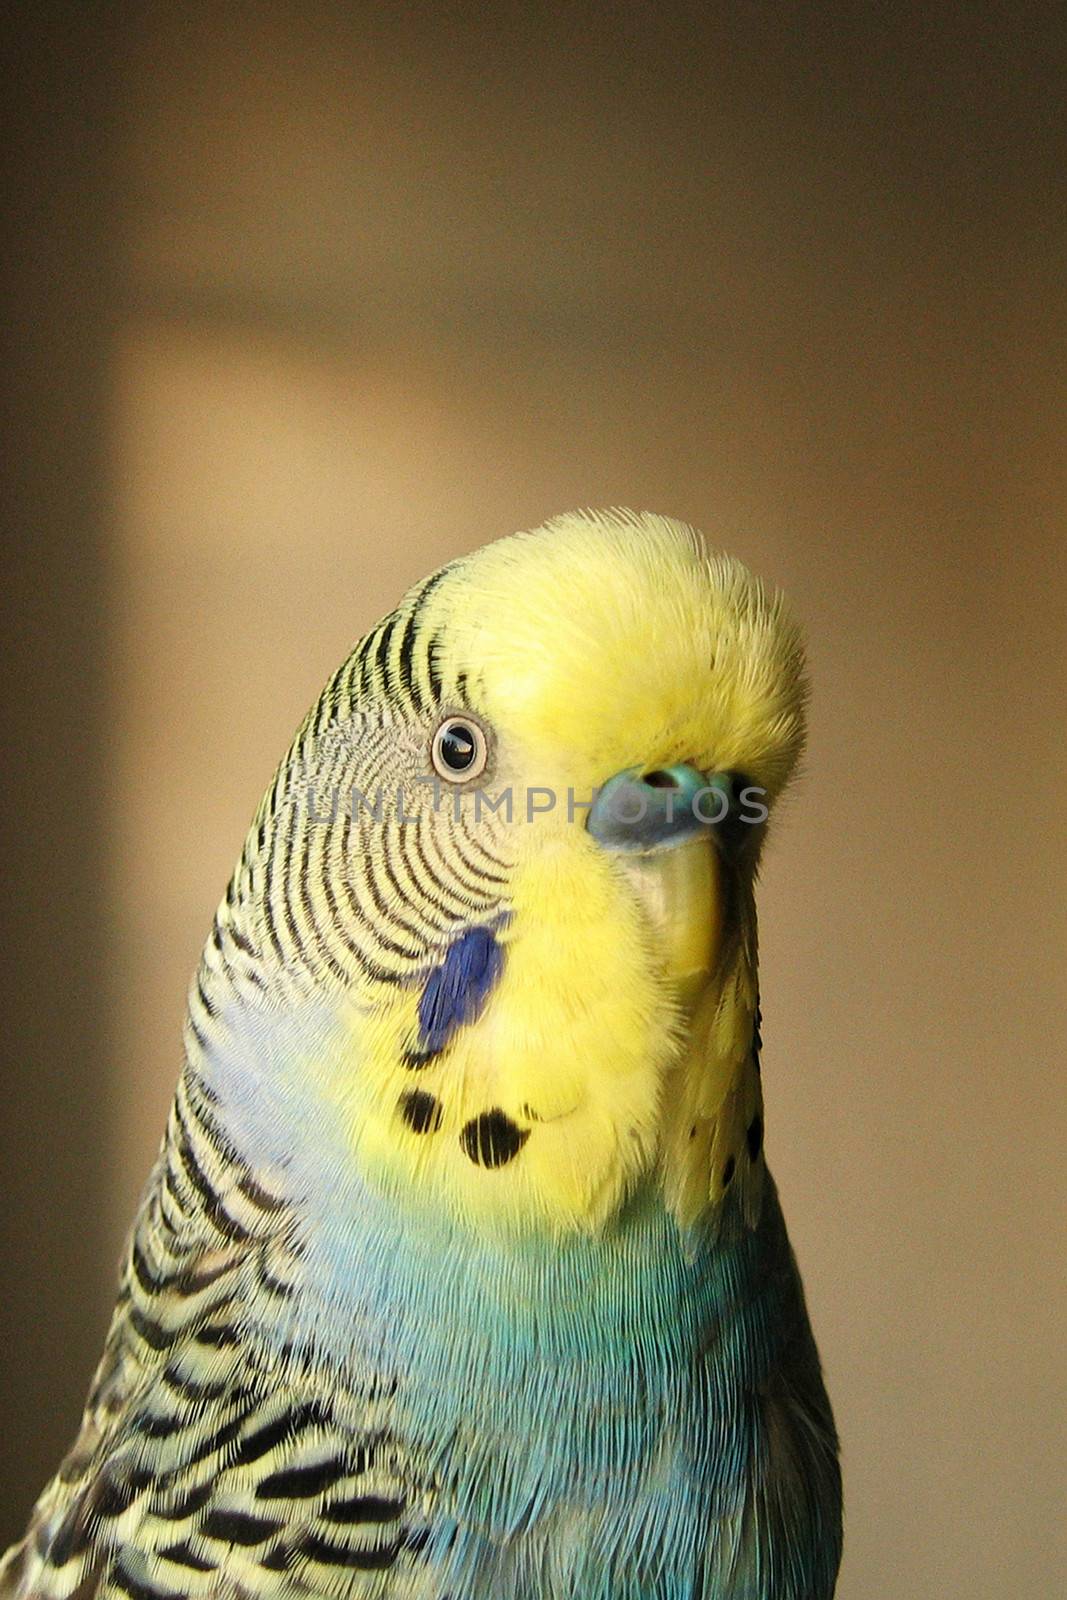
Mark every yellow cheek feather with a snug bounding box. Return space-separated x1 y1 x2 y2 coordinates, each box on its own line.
660 942 764 1231
332 825 761 1238
338 825 683 1234
477 837 677 1227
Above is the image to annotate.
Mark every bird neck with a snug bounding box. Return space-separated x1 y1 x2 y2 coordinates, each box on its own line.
176 874 769 1374
242 1148 786 1441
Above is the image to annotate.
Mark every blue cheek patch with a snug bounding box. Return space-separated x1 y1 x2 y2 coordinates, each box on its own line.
413 926 505 1060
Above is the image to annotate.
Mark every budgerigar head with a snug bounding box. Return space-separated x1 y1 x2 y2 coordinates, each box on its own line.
219 510 806 1235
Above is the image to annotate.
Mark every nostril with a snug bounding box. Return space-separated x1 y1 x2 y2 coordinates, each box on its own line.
642 769 679 789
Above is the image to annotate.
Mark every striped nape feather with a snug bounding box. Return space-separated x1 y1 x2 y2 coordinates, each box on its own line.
0 1057 439 1600
190 565 514 1020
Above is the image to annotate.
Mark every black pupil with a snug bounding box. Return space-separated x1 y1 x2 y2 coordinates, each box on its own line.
440 723 477 771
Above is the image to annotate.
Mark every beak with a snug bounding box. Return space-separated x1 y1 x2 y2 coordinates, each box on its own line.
587 764 726 1000
586 764 724 853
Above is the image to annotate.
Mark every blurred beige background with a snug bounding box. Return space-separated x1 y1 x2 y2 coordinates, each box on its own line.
2 4 1065 1596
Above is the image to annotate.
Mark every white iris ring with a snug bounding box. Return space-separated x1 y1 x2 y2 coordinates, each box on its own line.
431 716 489 783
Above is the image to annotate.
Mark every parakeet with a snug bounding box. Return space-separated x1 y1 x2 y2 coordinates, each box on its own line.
1 510 841 1599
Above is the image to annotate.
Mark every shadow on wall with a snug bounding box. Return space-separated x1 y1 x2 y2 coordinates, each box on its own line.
0 3 118 1546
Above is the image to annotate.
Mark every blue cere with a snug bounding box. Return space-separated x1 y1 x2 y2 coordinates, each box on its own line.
417 925 504 1056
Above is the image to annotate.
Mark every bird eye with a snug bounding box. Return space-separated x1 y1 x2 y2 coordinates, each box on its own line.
431 717 488 782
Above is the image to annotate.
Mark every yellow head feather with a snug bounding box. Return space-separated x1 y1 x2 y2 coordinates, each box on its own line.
248 510 806 1236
